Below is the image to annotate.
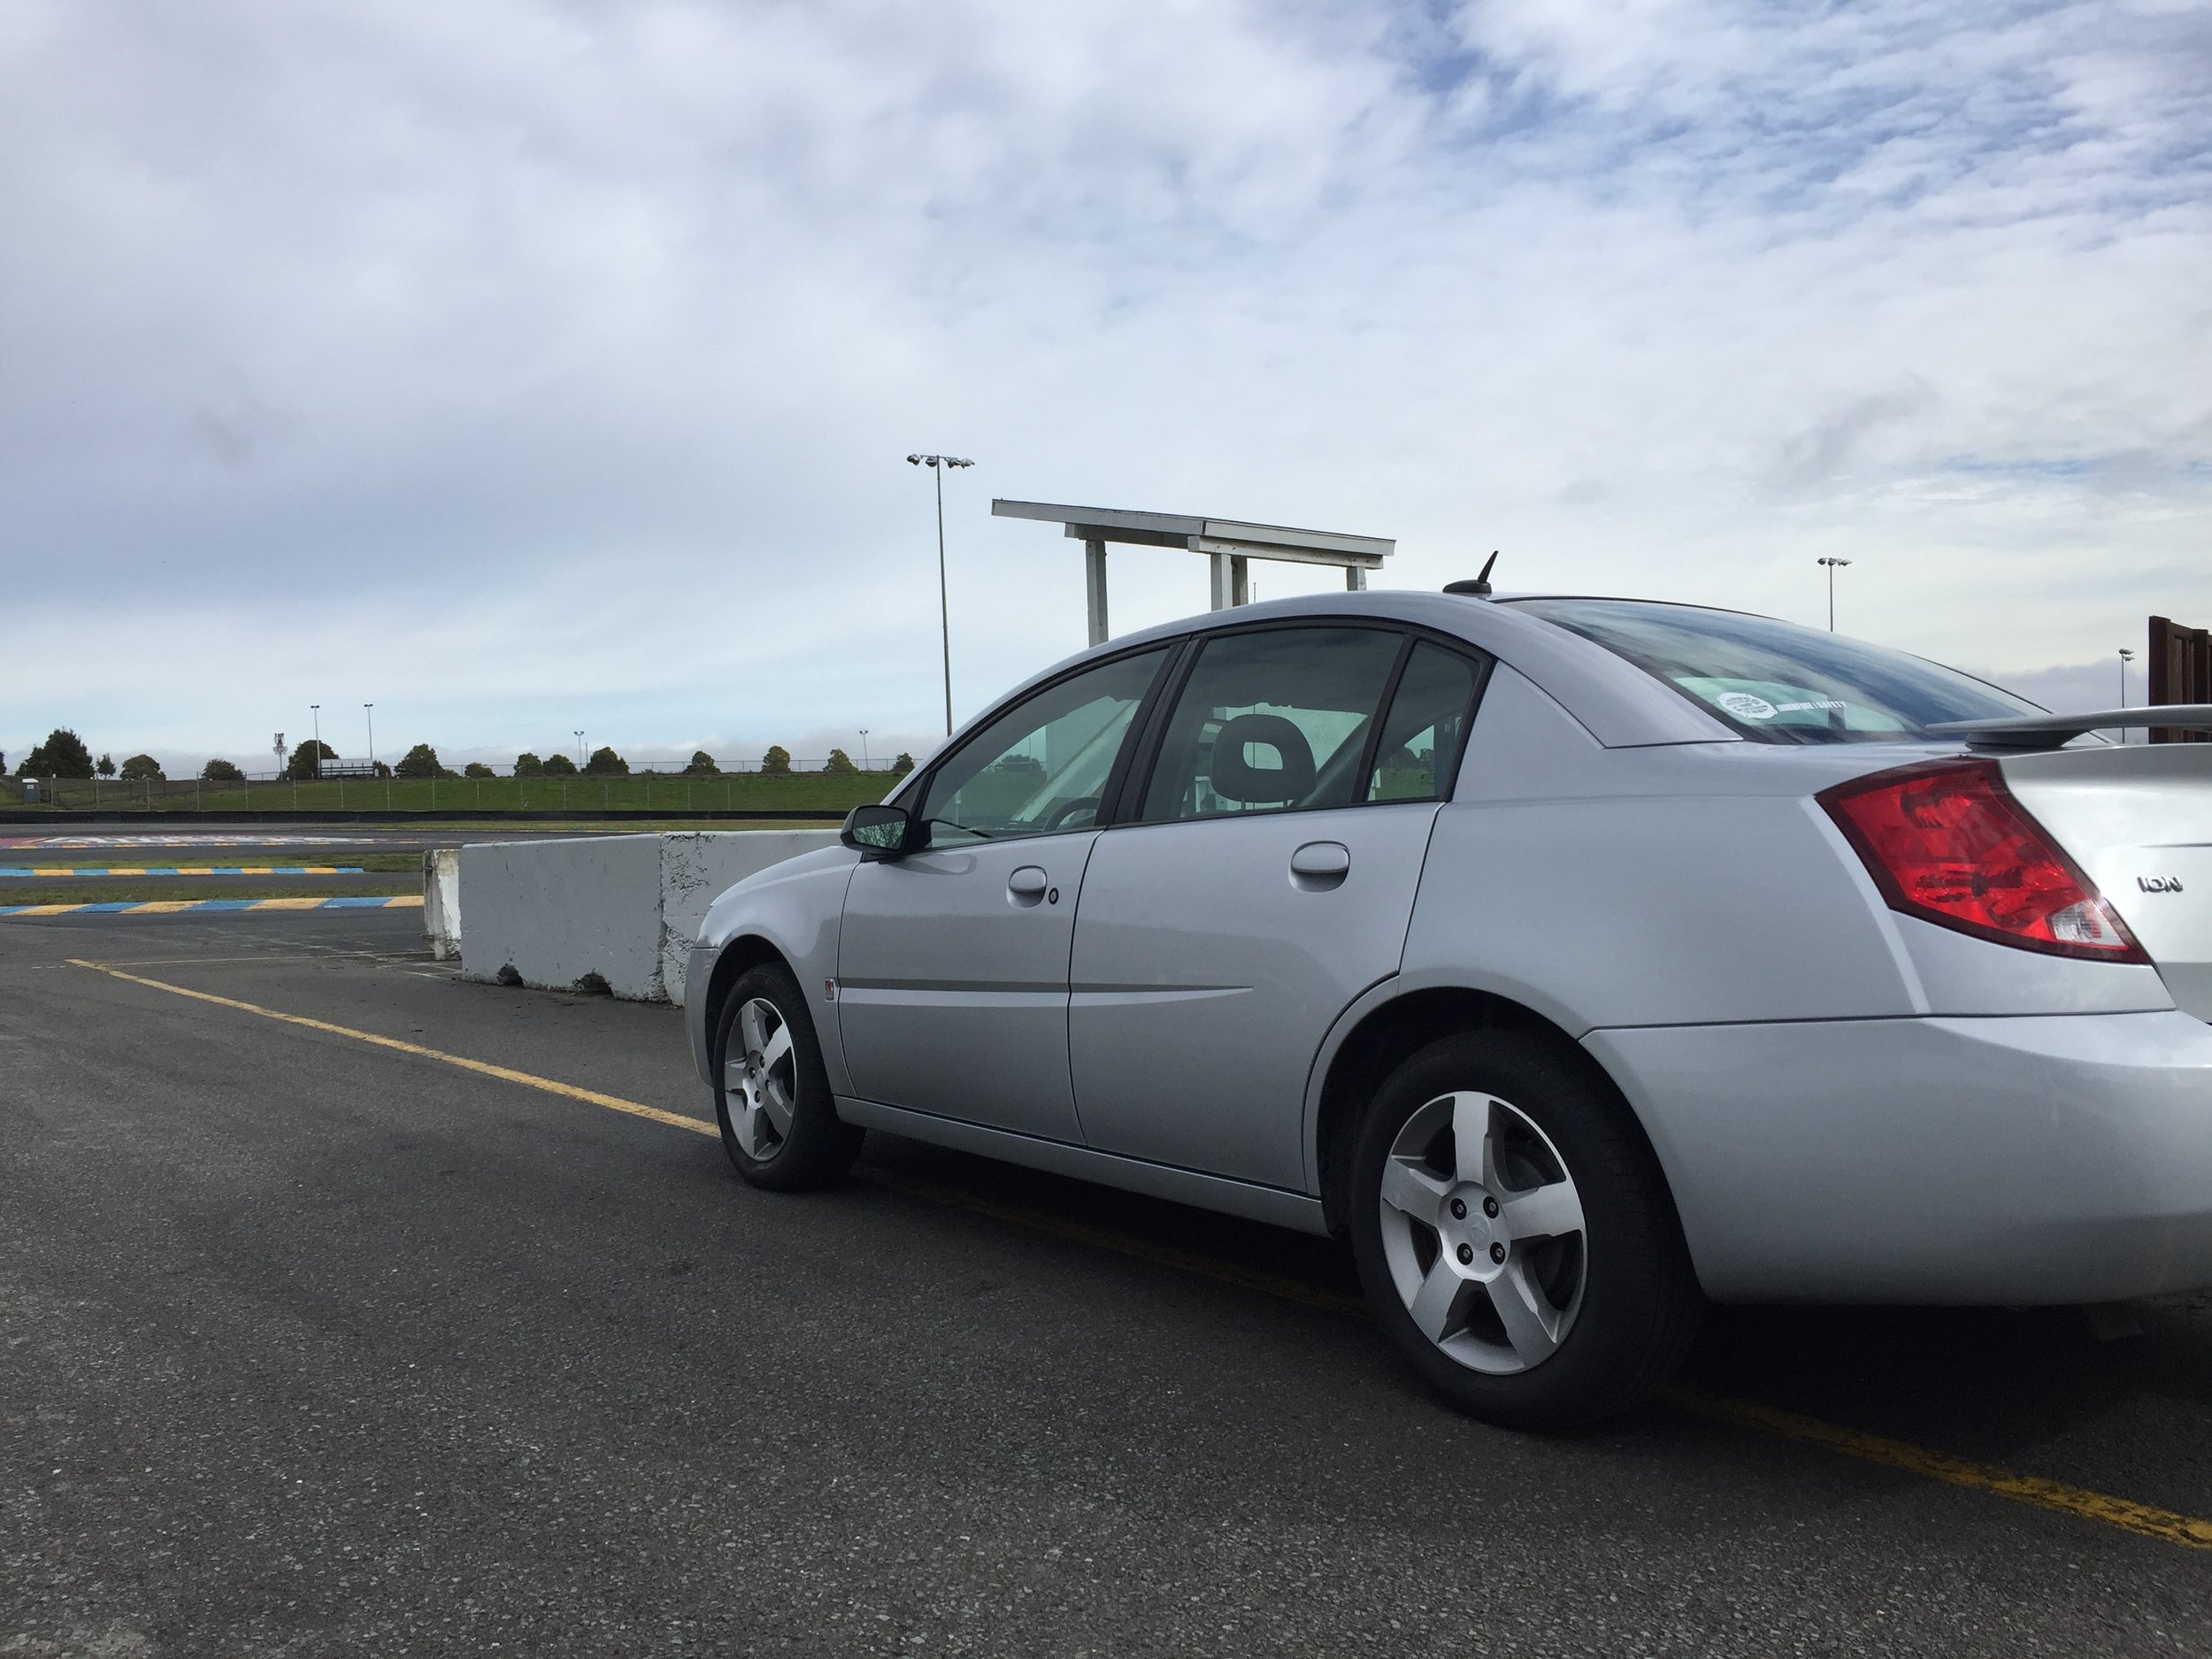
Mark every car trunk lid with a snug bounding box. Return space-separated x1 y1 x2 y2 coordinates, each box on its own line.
2000 743 2212 1019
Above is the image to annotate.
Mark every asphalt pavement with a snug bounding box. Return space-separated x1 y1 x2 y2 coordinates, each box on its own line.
4 909 2210 1656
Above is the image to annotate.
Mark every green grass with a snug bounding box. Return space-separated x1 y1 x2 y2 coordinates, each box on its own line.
17 772 900 816
396 818 842 834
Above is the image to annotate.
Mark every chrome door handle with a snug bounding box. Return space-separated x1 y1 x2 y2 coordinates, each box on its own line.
1008 864 1049 902
1283 845 1345 885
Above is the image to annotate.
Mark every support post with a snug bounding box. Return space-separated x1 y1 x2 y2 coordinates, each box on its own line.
1210 549 1234 611
1231 556 1249 606
1346 566 1367 592
1085 537 1109 646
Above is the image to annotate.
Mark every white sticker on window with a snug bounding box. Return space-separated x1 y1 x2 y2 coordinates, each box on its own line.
1716 691 1778 720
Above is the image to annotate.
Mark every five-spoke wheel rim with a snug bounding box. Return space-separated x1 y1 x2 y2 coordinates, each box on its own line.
724 996 797 1161
1377 1091 1587 1375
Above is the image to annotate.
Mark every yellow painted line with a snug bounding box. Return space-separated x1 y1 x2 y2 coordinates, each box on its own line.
61 956 2212 1553
1663 1386 2212 1550
65 959 715 1140
204 895 419 911
1 895 422 918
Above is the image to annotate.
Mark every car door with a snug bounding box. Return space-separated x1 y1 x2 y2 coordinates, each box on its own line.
1070 629 1486 1190
836 646 1172 1141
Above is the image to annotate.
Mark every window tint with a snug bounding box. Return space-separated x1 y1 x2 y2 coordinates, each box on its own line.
919 649 1167 845
1365 641 1481 802
1141 627 1402 822
1506 597 2040 745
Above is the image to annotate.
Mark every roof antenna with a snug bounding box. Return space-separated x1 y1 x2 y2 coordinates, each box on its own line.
1444 551 1499 599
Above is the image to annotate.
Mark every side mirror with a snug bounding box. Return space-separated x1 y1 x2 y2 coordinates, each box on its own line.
841 803 915 857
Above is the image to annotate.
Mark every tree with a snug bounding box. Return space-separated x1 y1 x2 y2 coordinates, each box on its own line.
200 759 245 782
823 748 858 775
464 762 495 779
891 752 915 776
119 754 165 781
283 739 337 780
395 742 442 780
373 761 393 780
683 750 718 776
541 753 578 776
514 752 544 777
96 754 116 778
584 745 628 776
761 745 792 776
24 728 95 779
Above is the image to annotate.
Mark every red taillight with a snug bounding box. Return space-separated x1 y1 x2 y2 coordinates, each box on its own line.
1819 758 2147 963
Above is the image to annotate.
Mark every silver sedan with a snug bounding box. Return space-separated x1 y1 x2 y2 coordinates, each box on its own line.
687 589 2212 1426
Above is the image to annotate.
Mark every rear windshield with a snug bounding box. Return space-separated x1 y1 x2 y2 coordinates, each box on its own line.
1505 597 2041 745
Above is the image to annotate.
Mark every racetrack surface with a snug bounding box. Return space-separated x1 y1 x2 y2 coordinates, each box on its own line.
4 910 2208 1655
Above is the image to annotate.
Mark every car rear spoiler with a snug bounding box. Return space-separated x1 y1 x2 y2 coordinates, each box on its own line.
1924 704 2212 749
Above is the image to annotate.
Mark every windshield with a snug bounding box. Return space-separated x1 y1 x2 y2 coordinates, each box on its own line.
1505 597 2042 745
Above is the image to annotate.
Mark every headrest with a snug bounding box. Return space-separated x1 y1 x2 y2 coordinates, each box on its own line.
1210 712 1317 805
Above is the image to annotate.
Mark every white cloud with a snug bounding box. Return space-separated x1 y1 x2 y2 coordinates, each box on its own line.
1 0 2207 767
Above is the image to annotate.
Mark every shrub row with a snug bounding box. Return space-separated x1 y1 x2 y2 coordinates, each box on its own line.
10 728 920 784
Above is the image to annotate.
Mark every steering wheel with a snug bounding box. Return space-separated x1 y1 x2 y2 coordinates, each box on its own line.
1042 796 1101 831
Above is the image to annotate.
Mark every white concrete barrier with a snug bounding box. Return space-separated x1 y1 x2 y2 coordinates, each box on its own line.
444 830 839 1004
423 849 462 960
657 831 839 1005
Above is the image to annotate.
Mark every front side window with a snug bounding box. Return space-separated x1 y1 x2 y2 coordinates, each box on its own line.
1141 626 1403 822
1507 597 2042 745
918 649 1167 845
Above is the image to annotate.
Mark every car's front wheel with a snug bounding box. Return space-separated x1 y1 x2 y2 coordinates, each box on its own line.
713 963 863 1191
1349 1031 1700 1428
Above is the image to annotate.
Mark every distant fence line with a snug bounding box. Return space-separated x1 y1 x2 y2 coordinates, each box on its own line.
10 767 898 813
22 758 891 786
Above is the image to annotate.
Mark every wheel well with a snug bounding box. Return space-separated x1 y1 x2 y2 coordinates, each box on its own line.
699 934 792 1052
1314 988 1601 1235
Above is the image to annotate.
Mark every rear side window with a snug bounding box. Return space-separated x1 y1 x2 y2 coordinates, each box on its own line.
1141 626 1402 821
1365 641 1480 802
1507 597 2040 745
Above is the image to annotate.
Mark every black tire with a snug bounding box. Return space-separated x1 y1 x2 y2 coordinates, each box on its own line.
1348 1030 1700 1429
712 963 864 1192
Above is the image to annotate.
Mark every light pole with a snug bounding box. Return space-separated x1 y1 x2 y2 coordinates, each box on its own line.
365 704 375 772
575 730 585 768
908 453 973 734
310 704 322 779
858 728 871 772
2119 647 2137 743
1816 557 1852 632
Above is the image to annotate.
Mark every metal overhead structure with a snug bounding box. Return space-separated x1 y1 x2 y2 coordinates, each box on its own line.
991 499 1394 647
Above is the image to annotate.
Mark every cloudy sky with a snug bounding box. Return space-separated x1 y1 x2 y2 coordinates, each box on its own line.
4 0 2208 773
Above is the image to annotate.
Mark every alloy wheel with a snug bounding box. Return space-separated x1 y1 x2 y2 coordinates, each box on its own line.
1376 1091 1588 1374
724 995 797 1161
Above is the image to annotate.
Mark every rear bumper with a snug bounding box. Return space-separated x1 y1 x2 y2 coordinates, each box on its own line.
1587 1011 2212 1304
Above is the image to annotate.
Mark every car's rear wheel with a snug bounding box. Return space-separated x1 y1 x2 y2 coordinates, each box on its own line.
713 963 863 1191
1349 1030 1699 1428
